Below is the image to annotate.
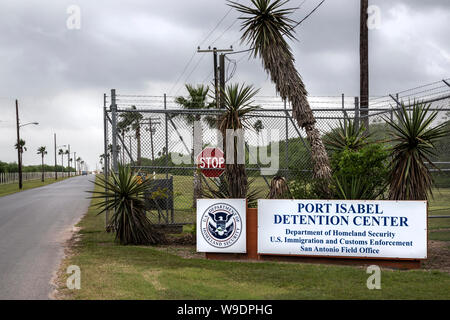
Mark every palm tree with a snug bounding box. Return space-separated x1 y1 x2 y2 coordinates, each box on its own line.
14 139 27 188
37 146 48 182
14 139 27 179
14 139 27 162
229 0 332 194
219 83 260 198
99 154 106 172
117 121 129 163
80 160 85 172
76 157 82 175
175 84 216 207
58 149 65 175
64 149 70 176
118 105 143 166
253 119 264 145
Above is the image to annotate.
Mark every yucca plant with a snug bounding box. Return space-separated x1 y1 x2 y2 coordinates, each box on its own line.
90 165 166 245
333 174 385 200
385 101 449 200
324 118 371 153
219 83 260 198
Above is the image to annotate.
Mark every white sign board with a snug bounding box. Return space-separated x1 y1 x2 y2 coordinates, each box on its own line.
197 199 247 253
258 200 427 259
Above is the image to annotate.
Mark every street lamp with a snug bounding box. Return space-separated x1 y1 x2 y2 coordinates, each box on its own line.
15 100 39 189
54 132 66 180
20 122 39 128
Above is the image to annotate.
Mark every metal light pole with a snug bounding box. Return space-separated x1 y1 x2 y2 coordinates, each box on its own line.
54 134 67 180
15 99 39 189
54 134 57 180
55 143 67 179
16 100 21 189
68 144 71 177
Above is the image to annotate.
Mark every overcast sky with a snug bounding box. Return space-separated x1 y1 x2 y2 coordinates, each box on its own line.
0 0 448 169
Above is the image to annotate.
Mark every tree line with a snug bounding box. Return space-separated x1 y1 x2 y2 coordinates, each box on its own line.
0 161 75 173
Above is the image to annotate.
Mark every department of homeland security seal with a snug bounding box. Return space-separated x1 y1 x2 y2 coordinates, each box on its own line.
200 203 242 248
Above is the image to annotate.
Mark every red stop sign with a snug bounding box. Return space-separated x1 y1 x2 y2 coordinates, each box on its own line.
197 147 225 178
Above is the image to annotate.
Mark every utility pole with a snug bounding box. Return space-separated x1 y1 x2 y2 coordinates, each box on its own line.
144 117 161 162
68 144 71 177
219 54 226 109
360 0 369 131
197 46 233 108
54 133 57 180
15 100 22 189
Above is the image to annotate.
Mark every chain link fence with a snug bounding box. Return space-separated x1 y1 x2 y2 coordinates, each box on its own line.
0 172 70 185
102 79 450 225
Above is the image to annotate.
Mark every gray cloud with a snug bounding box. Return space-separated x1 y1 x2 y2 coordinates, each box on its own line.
0 0 449 168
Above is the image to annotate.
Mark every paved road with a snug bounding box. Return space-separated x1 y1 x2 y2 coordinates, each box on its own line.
0 175 94 299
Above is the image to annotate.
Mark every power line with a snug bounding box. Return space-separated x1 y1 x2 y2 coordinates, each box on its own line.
173 54 208 96
168 50 197 95
170 5 237 96
225 0 325 57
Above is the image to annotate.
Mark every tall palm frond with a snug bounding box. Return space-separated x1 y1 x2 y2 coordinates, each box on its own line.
229 0 332 193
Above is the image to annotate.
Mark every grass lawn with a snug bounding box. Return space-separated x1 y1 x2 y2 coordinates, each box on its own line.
428 188 450 238
56 178 450 300
0 176 72 197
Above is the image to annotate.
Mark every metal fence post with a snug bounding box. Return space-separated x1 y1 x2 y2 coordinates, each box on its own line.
111 89 118 173
284 99 289 179
354 97 360 131
164 93 172 223
342 93 347 130
103 93 109 228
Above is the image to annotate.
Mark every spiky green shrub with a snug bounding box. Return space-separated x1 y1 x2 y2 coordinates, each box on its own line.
324 118 370 153
91 165 166 245
385 101 449 200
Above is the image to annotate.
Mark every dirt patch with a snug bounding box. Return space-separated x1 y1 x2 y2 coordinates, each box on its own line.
49 225 83 300
422 239 450 273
